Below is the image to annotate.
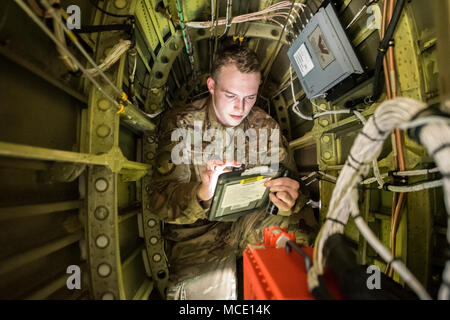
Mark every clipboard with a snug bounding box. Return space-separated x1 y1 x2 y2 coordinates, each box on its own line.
208 166 282 222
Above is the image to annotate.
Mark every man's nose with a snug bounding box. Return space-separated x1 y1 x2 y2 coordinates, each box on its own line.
233 98 245 113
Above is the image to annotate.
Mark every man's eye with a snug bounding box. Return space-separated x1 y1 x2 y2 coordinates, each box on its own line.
225 94 235 99
247 96 256 100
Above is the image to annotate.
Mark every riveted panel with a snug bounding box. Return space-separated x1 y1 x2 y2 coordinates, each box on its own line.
141 133 169 297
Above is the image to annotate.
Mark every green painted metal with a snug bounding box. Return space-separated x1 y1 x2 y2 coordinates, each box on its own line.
141 133 169 298
0 142 149 181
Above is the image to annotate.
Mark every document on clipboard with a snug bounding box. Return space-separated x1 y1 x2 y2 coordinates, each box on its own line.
208 166 282 222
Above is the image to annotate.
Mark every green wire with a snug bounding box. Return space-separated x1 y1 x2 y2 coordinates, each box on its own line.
175 0 190 55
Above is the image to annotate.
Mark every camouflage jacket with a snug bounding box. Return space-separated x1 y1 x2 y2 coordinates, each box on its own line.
148 96 307 225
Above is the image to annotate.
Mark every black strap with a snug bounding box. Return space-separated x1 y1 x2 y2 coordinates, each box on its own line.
326 218 345 226
431 143 450 157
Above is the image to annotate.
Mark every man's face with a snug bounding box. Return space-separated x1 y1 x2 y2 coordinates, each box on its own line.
207 63 261 127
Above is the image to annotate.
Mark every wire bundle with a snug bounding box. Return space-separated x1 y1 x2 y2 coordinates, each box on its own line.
309 97 434 300
185 1 299 29
86 39 131 77
418 123 450 299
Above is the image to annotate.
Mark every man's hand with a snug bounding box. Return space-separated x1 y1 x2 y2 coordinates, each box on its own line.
264 177 300 211
197 160 242 201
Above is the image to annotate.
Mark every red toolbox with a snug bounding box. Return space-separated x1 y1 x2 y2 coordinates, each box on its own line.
243 227 315 300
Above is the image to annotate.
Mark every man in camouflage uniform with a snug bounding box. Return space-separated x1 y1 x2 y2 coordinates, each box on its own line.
148 45 318 299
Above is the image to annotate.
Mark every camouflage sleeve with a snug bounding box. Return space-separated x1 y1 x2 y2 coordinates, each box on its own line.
147 112 209 224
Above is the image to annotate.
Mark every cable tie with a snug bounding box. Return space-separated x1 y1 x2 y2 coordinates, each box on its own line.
431 143 450 157
372 114 387 135
345 160 358 172
348 153 363 165
325 218 345 226
382 182 392 191
360 131 386 142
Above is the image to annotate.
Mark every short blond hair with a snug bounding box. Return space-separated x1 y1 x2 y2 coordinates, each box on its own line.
212 45 261 80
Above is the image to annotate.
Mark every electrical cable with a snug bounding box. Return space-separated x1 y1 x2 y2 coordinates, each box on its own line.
52 8 79 72
417 123 450 300
309 97 432 300
15 0 159 123
392 167 439 177
218 0 232 38
345 0 406 108
385 179 444 192
14 0 121 111
175 0 191 56
40 0 123 98
186 1 294 28
85 39 131 77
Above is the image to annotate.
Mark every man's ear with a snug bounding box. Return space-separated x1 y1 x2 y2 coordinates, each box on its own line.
206 77 215 95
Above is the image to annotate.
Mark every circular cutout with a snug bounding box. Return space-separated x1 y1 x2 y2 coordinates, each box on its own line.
94 206 109 220
96 235 109 248
147 135 156 144
155 71 164 79
271 29 279 37
160 56 169 64
147 219 156 227
153 254 161 262
96 125 111 138
157 270 167 279
98 99 111 111
323 151 332 160
114 0 127 9
95 178 109 192
97 263 112 277
197 29 206 36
